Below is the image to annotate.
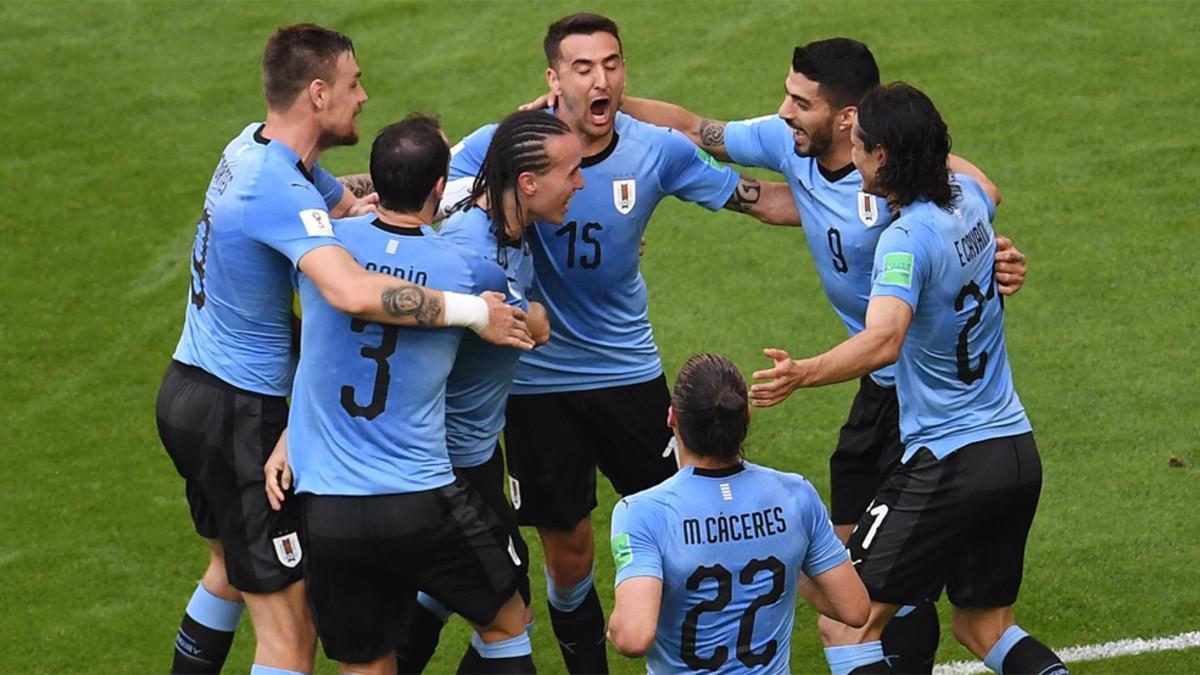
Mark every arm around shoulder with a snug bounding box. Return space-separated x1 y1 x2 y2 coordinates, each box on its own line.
623 94 732 162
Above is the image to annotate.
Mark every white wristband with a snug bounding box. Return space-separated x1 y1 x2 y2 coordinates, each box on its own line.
443 292 490 333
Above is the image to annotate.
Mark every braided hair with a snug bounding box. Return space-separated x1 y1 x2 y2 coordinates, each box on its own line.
469 110 572 245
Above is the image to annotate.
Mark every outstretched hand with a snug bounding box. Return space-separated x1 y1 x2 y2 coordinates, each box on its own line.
749 348 808 408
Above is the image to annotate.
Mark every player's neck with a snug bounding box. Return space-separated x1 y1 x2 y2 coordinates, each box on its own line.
375 205 431 230
262 110 324 169
676 443 741 471
817 140 853 174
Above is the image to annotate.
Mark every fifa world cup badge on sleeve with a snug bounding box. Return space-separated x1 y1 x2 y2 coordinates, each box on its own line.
880 252 914 288
613 178 636 215
299 209 334 237
272 532 303 568
611 532 633 571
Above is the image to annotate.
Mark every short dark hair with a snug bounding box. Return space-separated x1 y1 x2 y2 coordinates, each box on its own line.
672 353 750 462
262 23 355 111
543 13 622 66
470 111 572 245
370 114 449 213
791 38 879 109
856 82 957 209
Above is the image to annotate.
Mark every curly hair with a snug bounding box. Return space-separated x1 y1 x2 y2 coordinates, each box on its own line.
856 82 958 210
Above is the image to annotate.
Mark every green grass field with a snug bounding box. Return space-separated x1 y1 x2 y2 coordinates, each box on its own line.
2 0 1198 672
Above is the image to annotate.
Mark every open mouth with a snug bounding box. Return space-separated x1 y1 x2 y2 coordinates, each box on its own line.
588 96 612 126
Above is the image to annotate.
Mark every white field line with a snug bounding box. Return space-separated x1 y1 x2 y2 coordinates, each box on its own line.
932 630 1200 674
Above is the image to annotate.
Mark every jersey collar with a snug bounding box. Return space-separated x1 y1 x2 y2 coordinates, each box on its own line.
692 463 746 478
255 124 317 184
371 218 426 236
581 131 620 168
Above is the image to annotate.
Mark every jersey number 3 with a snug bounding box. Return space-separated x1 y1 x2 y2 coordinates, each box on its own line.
340 319 399 420
681 556 785 670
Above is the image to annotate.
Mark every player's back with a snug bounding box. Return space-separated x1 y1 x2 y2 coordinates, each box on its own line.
172 123 343 396
612 462 847 674
449 113 737 393
874 175 1031 461
288 217 505 496
439 204 531 467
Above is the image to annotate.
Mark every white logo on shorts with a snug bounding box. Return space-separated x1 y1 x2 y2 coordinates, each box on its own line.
272 532 302 568
508 476 521 510
507 536 522 566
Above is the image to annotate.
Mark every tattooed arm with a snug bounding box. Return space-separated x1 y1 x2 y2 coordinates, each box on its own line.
723 176 802 226
622 95 733 162
338 173 375 199
296 246 534 348
329 173 379 217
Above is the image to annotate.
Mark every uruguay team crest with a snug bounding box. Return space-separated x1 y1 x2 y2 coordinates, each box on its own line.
613 178 636 215
272 532 302 568
858 191 880 227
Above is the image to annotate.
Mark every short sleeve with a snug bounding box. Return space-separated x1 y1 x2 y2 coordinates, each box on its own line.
465 252 508 296
953 173 997 221
723 115 792 174
311 162 346 209
241 184 343 268
870 220 928 312
796 479 849 578
656 127 740 211
610 497 664 585
448 123 498 182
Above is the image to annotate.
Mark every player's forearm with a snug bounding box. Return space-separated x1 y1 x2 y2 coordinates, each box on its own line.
724 178 801 226
947 154 1001 207
807 562 870 628
338 173 374 200
803 327 902 388
327 273 447 326
623 96 732 162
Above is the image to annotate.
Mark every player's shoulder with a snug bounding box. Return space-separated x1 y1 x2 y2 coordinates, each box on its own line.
616 112 692 151
743 462 820 500
452 122 501 155
440 205 493 245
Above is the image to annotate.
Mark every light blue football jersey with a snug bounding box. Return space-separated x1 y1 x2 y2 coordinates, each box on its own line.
172 123 346 396
288 219 508 496
723 115 897 387
870 174 1031 462
439 204 532 468
450 112 739 393
611 462 847 674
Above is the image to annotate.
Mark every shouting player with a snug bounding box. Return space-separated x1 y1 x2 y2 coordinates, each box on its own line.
445 14 799 674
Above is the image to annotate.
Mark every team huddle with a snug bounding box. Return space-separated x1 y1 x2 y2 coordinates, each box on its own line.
155 12 1068 675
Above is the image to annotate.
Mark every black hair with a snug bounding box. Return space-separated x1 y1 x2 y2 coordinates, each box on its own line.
369 114 449 213
672 353 750 462
469 111 572 245
262 23 355 110
791 37 879 109
544 13 622 66
856 82 957 209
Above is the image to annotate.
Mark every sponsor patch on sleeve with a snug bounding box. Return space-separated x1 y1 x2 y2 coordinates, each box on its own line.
611 532 633 570
696 147 723 170
299 209 334 237
879 252 914 288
